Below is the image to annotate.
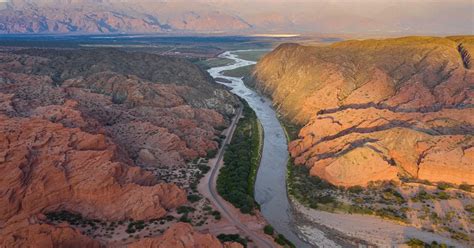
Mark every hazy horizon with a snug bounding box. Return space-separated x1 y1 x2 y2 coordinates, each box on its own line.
0 0 472 35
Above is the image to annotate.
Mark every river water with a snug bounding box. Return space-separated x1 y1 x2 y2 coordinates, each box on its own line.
208 51 313 248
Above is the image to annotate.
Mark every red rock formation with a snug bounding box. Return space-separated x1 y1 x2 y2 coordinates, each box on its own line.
255 36 474 186
0 48 236 246
127 223 243 248
0 114 187 239
1 223 101 248
0 49 235 167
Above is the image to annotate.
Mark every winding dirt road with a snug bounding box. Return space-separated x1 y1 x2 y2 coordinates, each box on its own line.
201 105 275 248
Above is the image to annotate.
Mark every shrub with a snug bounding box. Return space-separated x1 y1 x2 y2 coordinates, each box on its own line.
465 205 474 213
177 206 195 214
206 149 217 159
263 225 274 235
197 164 211 174
348 185 364 194
211 210 221 220
217 234 248 247
274 234 295 247
111 91 127 104
459 183 472 192
179 214 191 223
405 238 425 247
435 191 450 200
187 194 202 203
411 190 432 203
437 183 450 190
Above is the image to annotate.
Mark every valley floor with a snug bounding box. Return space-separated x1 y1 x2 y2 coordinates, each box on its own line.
291 197 468 248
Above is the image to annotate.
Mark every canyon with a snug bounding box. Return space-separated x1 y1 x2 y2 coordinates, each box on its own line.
254 36 474 245
0 48 241 247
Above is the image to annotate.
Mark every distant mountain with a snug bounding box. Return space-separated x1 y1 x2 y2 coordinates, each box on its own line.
0 0 251 33
0 0 472 35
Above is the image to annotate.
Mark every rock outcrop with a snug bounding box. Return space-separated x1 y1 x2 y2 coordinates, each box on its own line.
255 36 474 187
127 223 243 248
0 49 237 167
0 48 237 246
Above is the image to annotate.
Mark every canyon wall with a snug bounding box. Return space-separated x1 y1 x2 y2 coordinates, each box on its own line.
255 36 474 187
0 48 238 246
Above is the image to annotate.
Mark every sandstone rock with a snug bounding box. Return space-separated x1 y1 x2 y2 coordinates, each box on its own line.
127 223 240 248
256 36 474 186
0 49 236 167
1 223 101 248
0 47 237 246
0 115 187 224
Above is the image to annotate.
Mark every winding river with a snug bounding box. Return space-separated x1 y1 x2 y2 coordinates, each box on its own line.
208 51 315 248
207 51 469 248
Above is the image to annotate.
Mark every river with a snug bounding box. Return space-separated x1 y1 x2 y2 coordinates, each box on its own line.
208 51 315 248
207 50 468 248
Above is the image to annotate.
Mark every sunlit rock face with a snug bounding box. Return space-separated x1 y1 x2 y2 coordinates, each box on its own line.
0 48 238 246
255 36 474 187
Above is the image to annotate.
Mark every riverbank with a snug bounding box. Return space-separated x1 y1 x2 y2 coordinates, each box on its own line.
207 50 312 248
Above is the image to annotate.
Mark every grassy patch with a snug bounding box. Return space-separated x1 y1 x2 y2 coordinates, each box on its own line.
405 238 450 248
233 50 269 62
222 65 254 78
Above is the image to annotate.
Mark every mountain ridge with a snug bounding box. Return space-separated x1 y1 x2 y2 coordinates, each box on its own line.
1 0 472 35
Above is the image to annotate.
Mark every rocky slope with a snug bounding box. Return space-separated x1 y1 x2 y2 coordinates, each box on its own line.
255 36 474 187
0 0 251 33
0 48 238 246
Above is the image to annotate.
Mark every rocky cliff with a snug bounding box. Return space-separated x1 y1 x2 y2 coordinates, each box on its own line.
0 48 238 246
255 36 474 187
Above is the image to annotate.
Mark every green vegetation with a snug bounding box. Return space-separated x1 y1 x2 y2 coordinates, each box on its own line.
111 90 128 104
179 214 192 223
46 211 86 225
176 206 195 214
206 149 218 159
197 163 211 174
217 234 248 247
233 50 269 62
465 204 474 213
405 238 450 248
274 234 296 248
222 65 254 78
288 164 337 207
411 190 433 203
449 229 470 241
263 225 274 235
437 182 454 190
187 194 202 203
279 117 303 141
459 183 472 192
126 220 146 233
211 210 221 220
262 224 295 247
217 101 263 214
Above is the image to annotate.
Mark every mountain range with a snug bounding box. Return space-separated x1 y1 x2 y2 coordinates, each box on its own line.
0 0 472 35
